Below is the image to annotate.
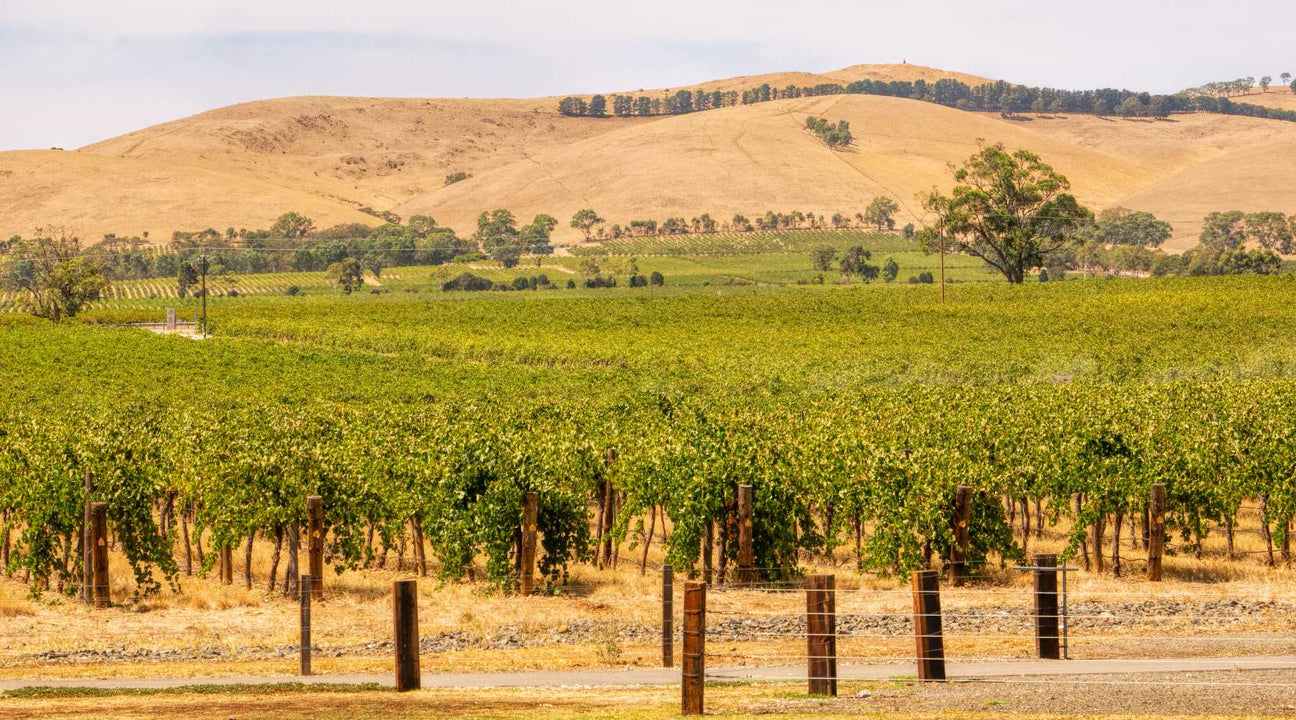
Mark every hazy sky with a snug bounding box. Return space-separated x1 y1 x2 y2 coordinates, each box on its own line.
2 0 1291 149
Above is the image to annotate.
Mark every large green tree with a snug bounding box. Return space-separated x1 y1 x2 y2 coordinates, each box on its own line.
920 143 1092 284
1244 212 1293 253
1079 208 1172 247
570 209 605 241
269 211 315 239
862 197 900 231
326 258 365 294
1199 211 1247 250
0 228 109 321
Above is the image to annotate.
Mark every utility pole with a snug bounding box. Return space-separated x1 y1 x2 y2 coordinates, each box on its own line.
938 215 946 303
199 254 208 339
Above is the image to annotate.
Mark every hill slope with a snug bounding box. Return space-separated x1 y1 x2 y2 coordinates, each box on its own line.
399 95 1296 250
3 64 1296 250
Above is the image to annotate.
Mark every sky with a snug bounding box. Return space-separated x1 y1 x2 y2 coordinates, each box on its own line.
1 0 1291 150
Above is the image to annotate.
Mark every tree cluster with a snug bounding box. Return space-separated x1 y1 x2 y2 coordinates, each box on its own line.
560 75 1296 124
810 245 899 283
472 210 557 268
805 117 852 147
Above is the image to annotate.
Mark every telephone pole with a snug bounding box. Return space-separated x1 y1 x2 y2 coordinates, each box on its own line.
200 254 208 339
938 216 946 303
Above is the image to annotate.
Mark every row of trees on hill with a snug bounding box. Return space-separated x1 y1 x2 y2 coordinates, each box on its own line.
1184 73 1295 97
558 76 1296 123
572 198 906 242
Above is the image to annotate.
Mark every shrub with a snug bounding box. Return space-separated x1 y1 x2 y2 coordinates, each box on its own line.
442 272 494 292
445 171 472 186
649 271 664 286
566 279 576 289
284 285 300 296
908 271 935 284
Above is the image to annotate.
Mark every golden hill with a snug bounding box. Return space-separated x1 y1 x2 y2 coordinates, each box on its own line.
399 94 1296 250
3 63 1296 250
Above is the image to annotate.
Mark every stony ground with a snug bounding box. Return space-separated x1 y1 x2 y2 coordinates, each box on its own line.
15 599 1292 668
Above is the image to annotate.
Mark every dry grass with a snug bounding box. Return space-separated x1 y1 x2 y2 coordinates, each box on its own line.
1 502 1292 682
5 64 1296 247
1 680 1291 720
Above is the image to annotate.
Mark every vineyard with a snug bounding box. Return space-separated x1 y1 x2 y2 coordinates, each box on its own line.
2 275 1295 600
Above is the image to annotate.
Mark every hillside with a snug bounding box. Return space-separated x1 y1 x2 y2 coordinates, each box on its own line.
3 63 1296 249
400 95 1296 250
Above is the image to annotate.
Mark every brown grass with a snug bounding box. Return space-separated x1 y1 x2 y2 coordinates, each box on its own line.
0 680 1288 720
0 502 1292 681
5 64 1295 248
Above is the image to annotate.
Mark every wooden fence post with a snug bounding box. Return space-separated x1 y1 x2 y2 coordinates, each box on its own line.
662 565 674 668
307 496 324 600
737 484 754 584
519 492 539 596
1033 554 1060 660
393 579 421 691
681 581 706 715
82 470 92 604
300 575 312 676
1147 484 1166 582
90 502 109 608
912 569 945 681
950 485 972 587
806 574 837 696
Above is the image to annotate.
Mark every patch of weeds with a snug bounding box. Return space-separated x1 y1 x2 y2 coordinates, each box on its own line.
4 682 390 699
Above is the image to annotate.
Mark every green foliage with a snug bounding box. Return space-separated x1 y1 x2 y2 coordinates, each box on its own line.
5 277 1296 592
444 172 472 186
810 245 837 271
1200 211 1247 250
326 258 365 294
1079 208 1172 248
921 144 1092 284
882 257 899 283
805 117 852 147
570 209 605 241
0 229 109 321
839 246 879 281
862 198 900 232
269 212 315 239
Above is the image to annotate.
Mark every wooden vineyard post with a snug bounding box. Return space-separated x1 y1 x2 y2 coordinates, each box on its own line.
1147 484 1166 582
806 574 838 696
519 492 539 596
662 565 674 668
300 575 312 676
393 579 421 691
307 496 324 600
219 544 233 585
737 484 754 584
82 470 92 604
912 570 945 681
950 485 972 587
90 502 109 608
1033 554 1060 660
681 581 706 715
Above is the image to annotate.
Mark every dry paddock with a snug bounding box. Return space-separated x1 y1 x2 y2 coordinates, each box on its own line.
3 670 1295 719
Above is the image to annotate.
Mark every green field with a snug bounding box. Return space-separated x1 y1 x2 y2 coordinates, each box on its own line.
3 254 1296 593
0 231 998 316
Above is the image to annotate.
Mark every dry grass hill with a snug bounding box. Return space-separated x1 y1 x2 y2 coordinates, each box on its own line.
3 63 1296 250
